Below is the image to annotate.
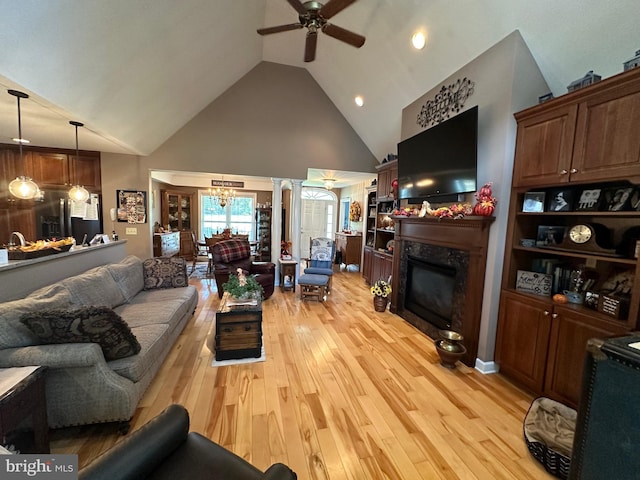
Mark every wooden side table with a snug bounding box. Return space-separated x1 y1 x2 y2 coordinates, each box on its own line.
0 366 49 453
278 259 298 292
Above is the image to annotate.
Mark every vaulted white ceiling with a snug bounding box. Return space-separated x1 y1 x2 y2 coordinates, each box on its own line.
0 0 638 162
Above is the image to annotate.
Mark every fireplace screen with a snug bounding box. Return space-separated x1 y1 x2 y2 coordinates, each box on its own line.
405 256 456 330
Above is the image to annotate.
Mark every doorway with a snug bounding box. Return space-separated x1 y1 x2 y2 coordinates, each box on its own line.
300 188 337 255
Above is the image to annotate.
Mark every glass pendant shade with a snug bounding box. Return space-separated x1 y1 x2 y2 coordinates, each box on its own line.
68 184 90 202
8 176 39 200
8 89 39 200
68 120 89 203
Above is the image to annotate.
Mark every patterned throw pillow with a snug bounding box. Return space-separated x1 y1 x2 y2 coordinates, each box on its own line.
217 240 251 263
20 306 141 361
142 257 188 290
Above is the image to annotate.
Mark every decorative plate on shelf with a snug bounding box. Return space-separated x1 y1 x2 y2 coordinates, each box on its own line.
386 240 395 251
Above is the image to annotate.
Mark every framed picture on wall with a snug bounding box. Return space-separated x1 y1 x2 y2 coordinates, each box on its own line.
117 190 147 224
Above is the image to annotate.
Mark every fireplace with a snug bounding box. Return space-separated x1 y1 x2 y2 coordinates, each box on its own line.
406 256 456 331
390 216 494 366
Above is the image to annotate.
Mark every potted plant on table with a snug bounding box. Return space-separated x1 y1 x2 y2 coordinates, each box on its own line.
370 278 392 312
223 268 264 301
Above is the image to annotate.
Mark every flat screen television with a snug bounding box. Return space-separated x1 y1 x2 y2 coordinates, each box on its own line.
398 105 478 201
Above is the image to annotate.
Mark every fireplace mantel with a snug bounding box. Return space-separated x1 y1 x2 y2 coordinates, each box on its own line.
391 216 494 366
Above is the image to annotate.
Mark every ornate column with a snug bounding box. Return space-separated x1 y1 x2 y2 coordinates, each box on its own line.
290 179 304 281
271 178 283 284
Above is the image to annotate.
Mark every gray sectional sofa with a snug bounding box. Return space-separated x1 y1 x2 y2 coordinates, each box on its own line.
0 255 198 428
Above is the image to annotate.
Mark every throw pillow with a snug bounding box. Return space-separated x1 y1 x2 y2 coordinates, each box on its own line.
142 257 188 290
217 239 251 263
20 306 141 361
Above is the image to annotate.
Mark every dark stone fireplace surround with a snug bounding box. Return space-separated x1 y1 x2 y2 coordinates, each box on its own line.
390 216 494 367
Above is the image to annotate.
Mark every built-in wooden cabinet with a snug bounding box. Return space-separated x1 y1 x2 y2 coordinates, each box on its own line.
513 67 640 188
0 144 101 243
496 67 640 408
363 161 398 285
376 160 397 201
27 150 101 191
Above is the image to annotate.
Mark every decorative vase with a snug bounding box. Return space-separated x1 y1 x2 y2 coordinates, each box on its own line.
373 295 388 312
435 330 466 368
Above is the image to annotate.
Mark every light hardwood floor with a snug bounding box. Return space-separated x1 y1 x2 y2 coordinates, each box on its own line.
51 268 553 479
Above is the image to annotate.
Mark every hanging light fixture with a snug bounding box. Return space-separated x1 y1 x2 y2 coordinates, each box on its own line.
7 89 39 200
68 121 90 203
208 182 236 208
323 178 336 190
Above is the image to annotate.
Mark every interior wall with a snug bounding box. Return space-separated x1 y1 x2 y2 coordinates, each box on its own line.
144 61 379 179
100 61 380 259
400 31 550 365
340 178 376 234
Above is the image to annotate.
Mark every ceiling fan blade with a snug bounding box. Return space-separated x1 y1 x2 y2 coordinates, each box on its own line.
287 0 308 15
257 23 303 35
322 23 365 48
319 0 357 19
304 32 318 62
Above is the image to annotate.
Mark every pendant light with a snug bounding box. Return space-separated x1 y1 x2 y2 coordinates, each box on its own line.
7 89 39 200
68 121 90 203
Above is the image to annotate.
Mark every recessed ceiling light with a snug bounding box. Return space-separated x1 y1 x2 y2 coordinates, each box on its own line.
412 31 426 50
354 95 364 107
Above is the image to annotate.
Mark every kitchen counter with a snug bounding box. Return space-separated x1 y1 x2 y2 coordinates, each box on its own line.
0 240 127 302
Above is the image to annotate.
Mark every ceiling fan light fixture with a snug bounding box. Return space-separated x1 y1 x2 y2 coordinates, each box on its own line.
354 95 364 107
412 31 426 50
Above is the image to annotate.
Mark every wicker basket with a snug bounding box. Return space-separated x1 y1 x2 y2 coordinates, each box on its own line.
523 397 576 479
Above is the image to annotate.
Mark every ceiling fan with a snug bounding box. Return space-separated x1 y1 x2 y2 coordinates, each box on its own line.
257 0 365 62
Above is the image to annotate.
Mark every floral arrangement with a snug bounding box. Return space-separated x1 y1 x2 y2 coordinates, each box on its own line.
223 268 264 299
280 240 291 256
349 201 362 222
370 279 392 298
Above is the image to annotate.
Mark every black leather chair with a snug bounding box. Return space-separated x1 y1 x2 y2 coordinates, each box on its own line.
79 404 297 480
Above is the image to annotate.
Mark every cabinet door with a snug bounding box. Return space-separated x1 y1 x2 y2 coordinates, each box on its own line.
512 104 578 187
544 308 628 408
377 169 390 199
179 194 192 231
28 151 70 187
69 154 101 190
495 292 552 392
380 253 392 282
571 79 640 182
362 246 373 284
164 192 180 231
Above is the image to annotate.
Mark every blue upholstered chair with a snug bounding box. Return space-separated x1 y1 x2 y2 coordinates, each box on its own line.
303 237 335 293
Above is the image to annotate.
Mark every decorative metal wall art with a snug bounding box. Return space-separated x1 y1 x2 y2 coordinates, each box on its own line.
416 77 475 128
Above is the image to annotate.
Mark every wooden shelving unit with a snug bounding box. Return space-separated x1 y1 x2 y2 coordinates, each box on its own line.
495 67 640 408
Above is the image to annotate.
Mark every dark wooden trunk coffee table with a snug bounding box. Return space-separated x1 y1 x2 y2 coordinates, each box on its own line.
209 292 263 361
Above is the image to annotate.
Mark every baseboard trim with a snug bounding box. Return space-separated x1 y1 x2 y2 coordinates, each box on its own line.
475 359 500 374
